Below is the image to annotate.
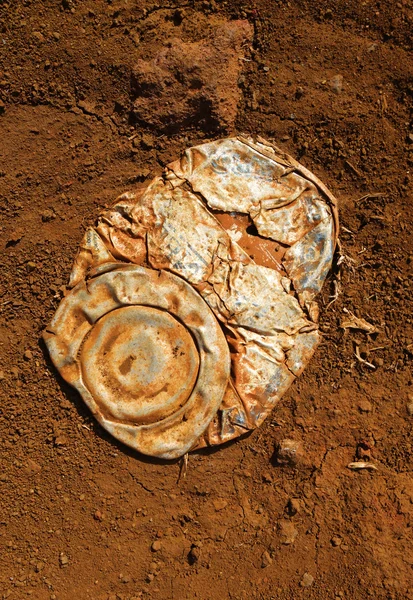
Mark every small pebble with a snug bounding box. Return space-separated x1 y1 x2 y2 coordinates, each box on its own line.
23 459 42 476
300 573 314 587
23 350 33 361
213 498 228 511
262 472 272 483
278 520 298 545
54 435 68 446
261 550 272 568
331 536 342 547
77 99 96 115
330 74 343 93
188 544 201 565
358 399 372 413
287 498 301 516
274 439 303 467
151 540 161 552
32 31 45 43
42 209 55 222
140 133 155 150
356 441 371 460
295 86 304 99
59 553 69 567
148 561 157 574
35 561 44 573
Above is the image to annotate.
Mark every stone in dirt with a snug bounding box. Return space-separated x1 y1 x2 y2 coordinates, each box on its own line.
213 498 228 511
278 520 298 545
188 544 201 565
151 540 162 552
274 439 304 467
22 459 42 477
131 20 253 133
261 550 272 568
287 498 301 516
301 573 314 587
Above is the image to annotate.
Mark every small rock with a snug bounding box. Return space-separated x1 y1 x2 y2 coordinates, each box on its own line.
140 133 155 150
278 520 298 545
407 133 413 144
358 399 372 413
0 99 5 113
77 100 96 115
407 402 413 416
287 498 301 516
151 540 162 552
295 86 304 99
52 32 61 40
41 209 56 222
23 350 33 361
32 31 45 43
331 536 342 547
213 498 228 511
146 573 155 583
148 562 157 574
54 435 68 446
274 439 303 467
26 261 37 272
59 553 69 567
301 573 314 587
34 561 44 573
22 459 42 477
330 74 343 93
356 440 372 460
94 510 104 521
188 543 201 565
261 550 272 568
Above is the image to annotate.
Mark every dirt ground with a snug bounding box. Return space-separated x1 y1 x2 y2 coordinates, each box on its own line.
1 1 413 599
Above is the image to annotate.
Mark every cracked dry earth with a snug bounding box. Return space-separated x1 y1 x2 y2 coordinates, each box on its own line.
1 1 413 600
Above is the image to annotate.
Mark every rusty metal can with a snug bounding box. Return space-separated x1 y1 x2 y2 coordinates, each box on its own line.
44 136 338 459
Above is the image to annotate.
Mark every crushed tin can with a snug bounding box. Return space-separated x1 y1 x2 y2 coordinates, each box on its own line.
44 136 338 460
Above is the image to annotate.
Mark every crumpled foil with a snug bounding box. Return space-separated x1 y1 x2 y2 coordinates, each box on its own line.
44 136 338 459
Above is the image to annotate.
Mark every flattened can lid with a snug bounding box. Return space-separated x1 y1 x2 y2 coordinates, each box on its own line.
44 136 338 459
44 265 230 459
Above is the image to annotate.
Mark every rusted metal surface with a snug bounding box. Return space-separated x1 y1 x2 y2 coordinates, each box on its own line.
44 136 338 459
44 265 230 459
